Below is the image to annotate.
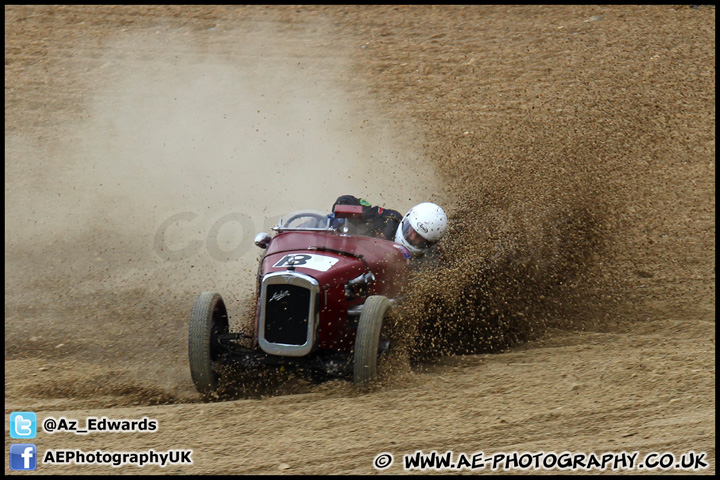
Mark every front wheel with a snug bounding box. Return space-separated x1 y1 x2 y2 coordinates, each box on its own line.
353 295 392 384
189 292 229 395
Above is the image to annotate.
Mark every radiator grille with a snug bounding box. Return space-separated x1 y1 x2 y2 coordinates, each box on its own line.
264 284 311 345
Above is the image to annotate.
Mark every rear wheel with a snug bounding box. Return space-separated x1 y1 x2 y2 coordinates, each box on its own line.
189 292 229 395
353 295 392 384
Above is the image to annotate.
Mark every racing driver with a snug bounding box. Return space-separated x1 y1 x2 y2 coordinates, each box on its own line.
329 195 448 257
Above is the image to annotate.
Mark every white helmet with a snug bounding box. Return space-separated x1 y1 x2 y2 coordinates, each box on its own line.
394 202 448 256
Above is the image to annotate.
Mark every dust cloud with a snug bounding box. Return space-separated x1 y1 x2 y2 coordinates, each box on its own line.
395 123 627 364
4 22 439 402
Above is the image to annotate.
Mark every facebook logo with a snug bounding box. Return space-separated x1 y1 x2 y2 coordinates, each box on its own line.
10 411 37 439
10 444 37 470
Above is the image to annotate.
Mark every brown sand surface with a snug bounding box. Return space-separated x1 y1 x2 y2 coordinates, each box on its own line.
5 5 714 474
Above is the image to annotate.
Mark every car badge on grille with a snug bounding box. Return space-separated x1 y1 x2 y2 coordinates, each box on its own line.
269 289 291 302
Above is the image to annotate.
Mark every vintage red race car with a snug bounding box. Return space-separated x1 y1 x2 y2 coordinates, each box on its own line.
188 205 412 395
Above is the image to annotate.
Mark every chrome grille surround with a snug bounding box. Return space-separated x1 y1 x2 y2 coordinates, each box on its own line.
258 271 319 356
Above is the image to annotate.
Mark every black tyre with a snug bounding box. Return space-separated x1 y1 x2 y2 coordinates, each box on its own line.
189 292 229 395
353 295 392 384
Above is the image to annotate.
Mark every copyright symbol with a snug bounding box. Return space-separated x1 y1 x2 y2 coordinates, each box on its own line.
373 453 393 470
43 418 57 433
